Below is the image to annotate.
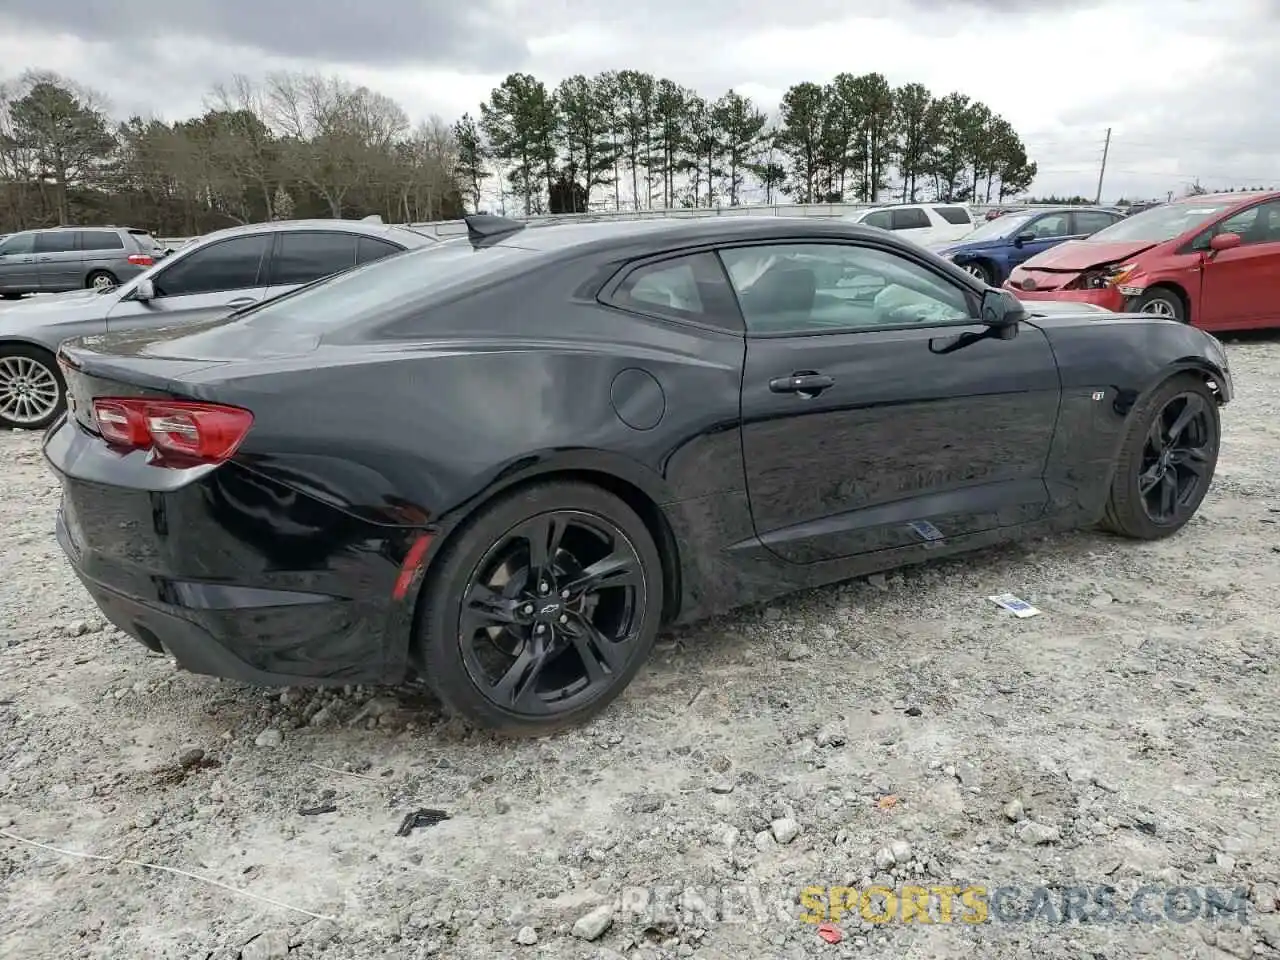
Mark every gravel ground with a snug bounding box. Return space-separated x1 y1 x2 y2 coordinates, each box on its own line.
2 336 1279 960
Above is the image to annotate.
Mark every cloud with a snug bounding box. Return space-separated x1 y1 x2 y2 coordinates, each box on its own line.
0 0 527 72
0 0 1275 201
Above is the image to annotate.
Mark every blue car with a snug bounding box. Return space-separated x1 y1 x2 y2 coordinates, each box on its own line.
931 206 1125 285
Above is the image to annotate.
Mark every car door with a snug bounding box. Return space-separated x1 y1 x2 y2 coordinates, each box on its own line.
1008 212 1074 268
33 231 83 291
724 240 1061 564
260 229 365 300
0 232 39 292
1197 198 1280 329
104 233 271 333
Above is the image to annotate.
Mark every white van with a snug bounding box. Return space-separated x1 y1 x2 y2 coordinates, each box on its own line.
845 203 975 247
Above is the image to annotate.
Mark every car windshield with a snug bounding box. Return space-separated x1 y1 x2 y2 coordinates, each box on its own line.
1086 201 1236 243
230 239 530 332
957 212 1036 242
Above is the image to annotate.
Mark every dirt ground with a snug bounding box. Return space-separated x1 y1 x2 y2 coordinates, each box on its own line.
2 336 1279 960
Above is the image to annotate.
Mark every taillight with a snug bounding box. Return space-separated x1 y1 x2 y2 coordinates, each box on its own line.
127 254 154 266
91 398 253 466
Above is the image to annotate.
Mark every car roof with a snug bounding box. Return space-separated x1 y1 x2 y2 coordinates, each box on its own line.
195 218 440 246
11 224 151 233
485 215 913 256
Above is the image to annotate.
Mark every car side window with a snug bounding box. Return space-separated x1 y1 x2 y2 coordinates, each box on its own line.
1073 212 1119 235
152 234 270 298
356 236 404 265
934 206 972 225
1026 214 1071 239
0 233 35 256
271 231 359 286
1218 201 1280 245
34 232 77 254
78 230 125 251
891 208 931 230
718 243 973 336
608 252 742 331
861 211 892 230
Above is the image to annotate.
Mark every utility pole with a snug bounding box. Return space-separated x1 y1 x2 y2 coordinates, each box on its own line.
1094 128 1111 204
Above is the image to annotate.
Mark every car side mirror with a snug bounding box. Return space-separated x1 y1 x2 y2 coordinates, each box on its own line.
1013 231 1035 247
1209 232 1242 253
980 288 1027 339
132 278 155 302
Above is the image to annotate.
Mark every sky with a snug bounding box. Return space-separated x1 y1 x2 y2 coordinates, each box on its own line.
0 0 1276 206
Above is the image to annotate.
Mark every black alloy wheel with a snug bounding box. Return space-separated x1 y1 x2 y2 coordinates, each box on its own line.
416 482 663 735
1136 391 1213 524
1100 373 1220 539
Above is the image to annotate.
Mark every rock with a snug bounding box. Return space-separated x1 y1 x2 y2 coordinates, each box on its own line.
815 724 845 747
65 620 89 637
253 727 283 748
754 830 775 852
241 930 290 960
1003 798 1026 822
1216 852 1237 872
763 607 782 622
903 704 923 717
785 643 810 661
708 777 736 795
350 695 399 726
819 624 837 641
1019 821 1060 846
308 707 332 727
1251 883 1278 913
710 823 739 847
770 818 800 844
572 904 614 941
515 926 538 946
866 573 888 591
874 847 896 870
178 748 206 769
890 840 912 863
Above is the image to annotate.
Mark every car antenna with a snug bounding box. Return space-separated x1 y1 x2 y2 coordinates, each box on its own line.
464 214 526 247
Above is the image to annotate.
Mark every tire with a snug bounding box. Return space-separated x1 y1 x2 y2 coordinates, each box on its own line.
86 270 117 293
415 481 664 736
0 343 66 430
1133 286 1185 322
961 260 993 285
1099 373 1220 540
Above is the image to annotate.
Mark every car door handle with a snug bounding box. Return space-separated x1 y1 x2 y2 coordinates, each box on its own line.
769 372 835 395
225 297 258 308
36 256 52 262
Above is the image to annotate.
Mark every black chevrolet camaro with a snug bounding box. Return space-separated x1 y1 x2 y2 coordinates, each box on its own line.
45 214 1232 736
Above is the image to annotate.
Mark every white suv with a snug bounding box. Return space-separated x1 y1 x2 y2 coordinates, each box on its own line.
845 203 975 247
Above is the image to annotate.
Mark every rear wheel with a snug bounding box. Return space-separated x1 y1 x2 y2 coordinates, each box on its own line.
415 481 663 736
961 260 993 284
1134 286 1185 322
86 270 117 293
1100 374 1219 539
0 344 65 430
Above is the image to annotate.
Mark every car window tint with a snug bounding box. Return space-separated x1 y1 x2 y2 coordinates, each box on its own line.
34 232 77 254
891 208 931 230
1026 214 1071 239
356 236 404 265
0 233 35 256
935 206 972 225
607 252 742 331
78 230 125 251
154 234 270 297
272 231 359 285
719 243 973 335
861 211 892 230
1219 201 1280 244
1071 212 1117 235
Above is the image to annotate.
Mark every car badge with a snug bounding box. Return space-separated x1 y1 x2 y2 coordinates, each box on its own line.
1021 278 1036 291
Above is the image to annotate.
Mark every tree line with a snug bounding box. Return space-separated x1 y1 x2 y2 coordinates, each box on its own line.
459 71 1038 215
0 70 465 236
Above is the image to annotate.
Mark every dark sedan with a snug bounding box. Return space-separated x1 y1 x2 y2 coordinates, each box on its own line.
45 214 1232 736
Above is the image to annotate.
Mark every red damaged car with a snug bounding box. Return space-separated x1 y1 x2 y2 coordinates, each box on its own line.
1006 191 1280 331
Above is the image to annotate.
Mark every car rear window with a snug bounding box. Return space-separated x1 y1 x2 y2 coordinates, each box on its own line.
232 240 532 333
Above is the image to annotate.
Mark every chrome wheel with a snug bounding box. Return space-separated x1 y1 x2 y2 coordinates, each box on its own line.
1139 297 1177 318
963 263 986 279
90 272 116 293
0 354 61 426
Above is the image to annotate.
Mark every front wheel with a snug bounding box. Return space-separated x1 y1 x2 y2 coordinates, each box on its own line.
0 344 66 430
415 481 664 736
1134 287 1185 322
961 261 993 285
1100 374 1220 539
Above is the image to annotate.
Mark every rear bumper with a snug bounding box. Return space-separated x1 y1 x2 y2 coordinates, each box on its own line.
45 415 425 687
